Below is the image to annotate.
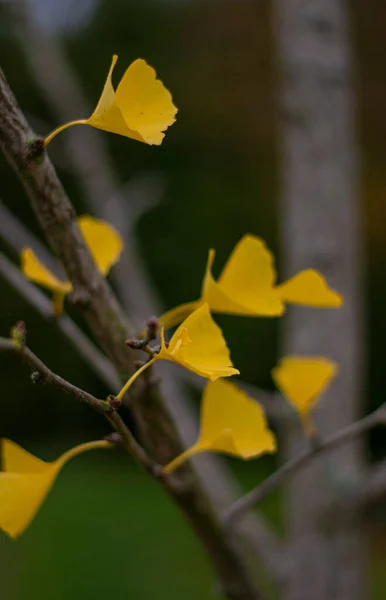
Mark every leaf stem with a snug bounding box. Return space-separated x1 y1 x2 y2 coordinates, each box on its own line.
116 357 157 400
44 119 88 146
163 446 199 474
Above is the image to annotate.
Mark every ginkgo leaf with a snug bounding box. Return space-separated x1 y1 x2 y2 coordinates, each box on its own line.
78 215 123 276
276 270 342 307
45 56 177 146
21 248 72 295
158 304 239 381
272 356 338 416
202 239 284 316
0 439 112 539
159 234 342 329
21 216 124 316
115 304 239 401
164 379 277 473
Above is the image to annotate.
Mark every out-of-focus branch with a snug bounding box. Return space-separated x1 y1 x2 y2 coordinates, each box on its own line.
223 405 386 524
0 334 155 471
358 459 386 509
0 67 267 600
0 251 121 392
0 199 63 274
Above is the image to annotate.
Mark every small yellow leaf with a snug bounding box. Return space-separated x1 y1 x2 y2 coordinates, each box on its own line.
0 439 111 539
272 356 338 416
159 303 239 381
21 248 72 295
88 55 177 145
164 379 277 473
78 215 123 276
276 269 343 307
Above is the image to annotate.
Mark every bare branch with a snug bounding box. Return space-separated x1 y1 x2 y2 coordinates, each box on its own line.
224 406 386 524
0 335 155 472
357 459 386 509
0 251 121 392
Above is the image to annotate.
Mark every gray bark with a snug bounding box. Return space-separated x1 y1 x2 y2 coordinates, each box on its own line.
274 1 366 599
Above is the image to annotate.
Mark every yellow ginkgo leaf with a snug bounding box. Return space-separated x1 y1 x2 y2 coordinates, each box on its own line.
21 248 72 295
276 269 342 307
45 56 177 146
203 238 284 316
21 216 123 316
0 439 112 539
116 304 239 401
159 304 239 380
272 356 338 435
164 379 277 473
77 215 123 276
160 234 343 329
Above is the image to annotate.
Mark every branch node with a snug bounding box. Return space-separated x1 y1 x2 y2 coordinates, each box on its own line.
26 136 45 164
31 370 43 384
107 394 122 412
104 432 124 447
69 287 92 309
10 320 27 349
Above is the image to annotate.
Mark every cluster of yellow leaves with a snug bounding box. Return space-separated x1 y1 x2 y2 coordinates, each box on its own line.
0 55 342 539
21 215 123 316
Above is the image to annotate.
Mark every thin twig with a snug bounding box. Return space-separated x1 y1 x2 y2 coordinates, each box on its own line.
0 338 14 351
357 458 386 509
0 335 156 472
223 405 386 524
0 251 121 392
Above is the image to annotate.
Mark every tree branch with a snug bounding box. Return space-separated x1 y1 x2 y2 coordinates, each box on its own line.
0 251 121 392
0 65 266 600
223 405 386 524
357 458 386 509
0 335 155 472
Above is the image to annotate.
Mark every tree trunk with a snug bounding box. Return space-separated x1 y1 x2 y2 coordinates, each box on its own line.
273 1 366 599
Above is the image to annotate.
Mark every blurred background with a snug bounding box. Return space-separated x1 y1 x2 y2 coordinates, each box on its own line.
0 0 385 598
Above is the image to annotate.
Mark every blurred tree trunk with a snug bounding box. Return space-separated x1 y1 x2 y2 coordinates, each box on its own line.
274 1 366 599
